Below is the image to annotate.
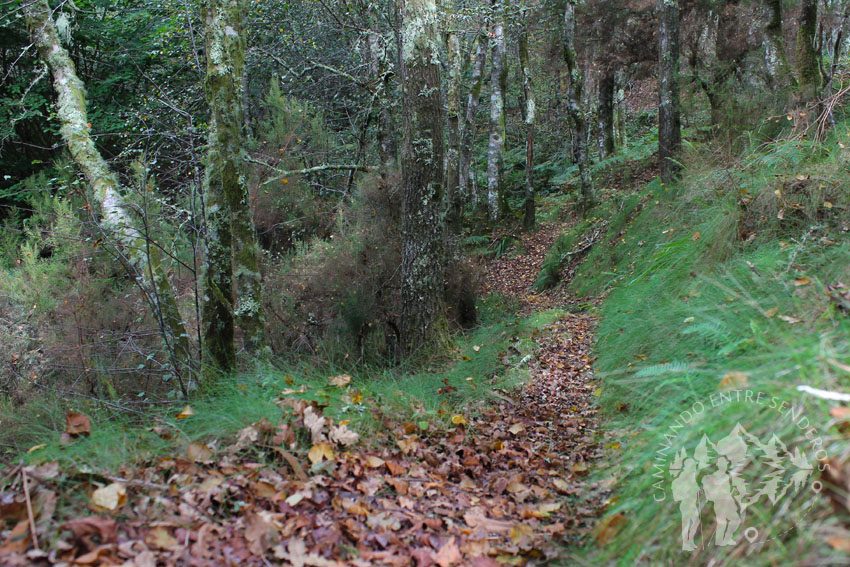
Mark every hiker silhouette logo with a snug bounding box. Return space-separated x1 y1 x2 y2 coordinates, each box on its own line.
653 391 828 551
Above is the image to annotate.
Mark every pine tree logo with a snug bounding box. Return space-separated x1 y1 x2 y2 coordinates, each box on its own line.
669 423 815 550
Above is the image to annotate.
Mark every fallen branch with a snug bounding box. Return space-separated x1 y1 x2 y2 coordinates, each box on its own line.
797 384 850 402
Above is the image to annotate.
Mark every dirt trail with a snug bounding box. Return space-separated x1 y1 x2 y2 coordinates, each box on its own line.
1 224 604 567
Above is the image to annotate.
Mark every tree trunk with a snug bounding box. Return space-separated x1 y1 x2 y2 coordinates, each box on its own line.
399 0 447 359
445 28 463 235
763 0 794 87
203 0 267 373
367 31 398 174
658 0 682 183
487 1 507 222
795 0 821 102
598 68 616 159
458 33 487 211
519 20 536 230
564 0 595 212
24 0 194 393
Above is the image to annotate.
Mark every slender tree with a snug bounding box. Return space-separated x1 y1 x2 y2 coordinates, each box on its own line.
657 0 682 183
519 17 536 230
564 0 595 211
598 68 616 159
24 0 195 392
487 0 507 221
202 0 267 373
458 32 487 211
445 24 463 234
398 0 447 357
367 30 398 174
763 0 793 86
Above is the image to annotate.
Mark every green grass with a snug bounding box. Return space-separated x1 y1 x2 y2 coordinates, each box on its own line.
562 129 850 565
5 295 558 472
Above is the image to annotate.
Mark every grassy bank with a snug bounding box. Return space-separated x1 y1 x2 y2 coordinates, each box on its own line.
557 131 850 564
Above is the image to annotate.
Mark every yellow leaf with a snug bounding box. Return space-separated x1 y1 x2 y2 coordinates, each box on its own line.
328 374 351 387
794 276 812 287
365 456 385 468
308 443 334 464
509 524 534 545
825 201 834 209
91 482 126 511
176 405 195 419
451 414 468 426
27 444 46 454
691 231 701 242
765 306 778 317
719 371 749 390
573 461 589 476
492 440 504 450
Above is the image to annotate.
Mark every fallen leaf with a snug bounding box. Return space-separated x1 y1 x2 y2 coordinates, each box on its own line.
552 478 572 493
329 424 359 447
764 306 778 318
365 456 385 468
91 483 127 512
0 521 30 555
719 371 749 390
573 461 589 476
303 407 327 444
245 512 279 555
328 374 351 387
65 412 91 437
794 276 812 287
435 537 461 567
145 526 178 550
176 405 194 419
508 423 525 435
308 443 334 464
827 535 850 552
593 513 628 545
472 345 481 352
187 442 213 463
451 414 468 426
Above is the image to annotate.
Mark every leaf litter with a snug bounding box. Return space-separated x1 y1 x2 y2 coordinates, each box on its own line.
0 224 608 566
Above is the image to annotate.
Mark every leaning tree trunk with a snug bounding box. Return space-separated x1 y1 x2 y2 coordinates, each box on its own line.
564 0 595 212
658 0 682 183
202 0 267 374
445 28 463 235
399 0 447 359
519 20 536 230
598 68 616 159
487 1 508 222
458 33 487 210
24 0 194 393
795 0 821 103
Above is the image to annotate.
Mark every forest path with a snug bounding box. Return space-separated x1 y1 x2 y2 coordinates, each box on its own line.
1 225 605 567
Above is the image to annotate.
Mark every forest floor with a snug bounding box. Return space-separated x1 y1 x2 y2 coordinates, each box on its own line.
1 223 607 567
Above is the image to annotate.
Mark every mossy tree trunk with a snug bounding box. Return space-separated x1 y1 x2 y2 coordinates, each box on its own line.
398 0 447 359
763 0 794 87
202 0 267 374
519 18 536 230
487 0 508 222
657 0 682 184
598 68 616 159
458 32 487 212
24 0 195 393
445 26 463 235
795 0 821 102
564 0 595 212
367 31 398 175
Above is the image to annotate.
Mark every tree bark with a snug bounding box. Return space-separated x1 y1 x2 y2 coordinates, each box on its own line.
24 0 194 393
657 0 682 183
445 28 463 235
564 0 595 212
519 20 536 230
203 0 267 373
763 0 793 87
458 33 487 212
795 0 821 102
598 68 616 159
399 0 447 359
367 31 398 174
487 1 507 222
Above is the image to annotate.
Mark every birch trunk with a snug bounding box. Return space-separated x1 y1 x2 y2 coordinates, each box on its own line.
458 33 486 210
203 0 267 372
399 0 447 358
487 1 507 222
657 0 682 183
564 0 595 212
763 0 794 88
24 0 195 392
519 21 536 230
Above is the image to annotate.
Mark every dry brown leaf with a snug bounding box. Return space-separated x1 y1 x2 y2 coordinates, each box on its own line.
176 405 194 420
145 526 178 550
365 456 385 468
435 537 461 567
308 443 334 464
508 423 525 435
328 374 351 387
65 412 91 437
593 513 627 545
794 276 812 287
329 424 359 447
187 442 213 463
719 371 749 390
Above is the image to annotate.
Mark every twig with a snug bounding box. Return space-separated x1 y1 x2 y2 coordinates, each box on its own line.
22 469 39 551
